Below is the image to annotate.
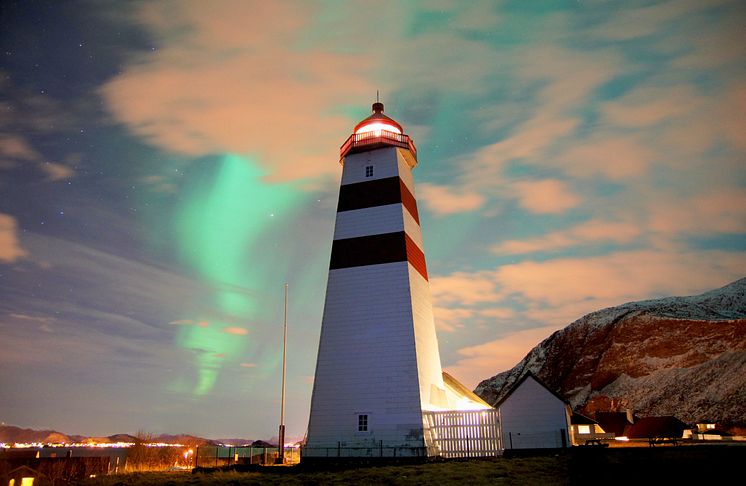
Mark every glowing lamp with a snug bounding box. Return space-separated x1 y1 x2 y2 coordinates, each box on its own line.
352 102 404 135
355 121 401 135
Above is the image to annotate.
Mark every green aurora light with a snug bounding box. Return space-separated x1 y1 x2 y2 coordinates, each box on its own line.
172 154 303 395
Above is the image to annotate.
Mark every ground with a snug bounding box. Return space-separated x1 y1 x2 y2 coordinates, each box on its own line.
80 445 743 485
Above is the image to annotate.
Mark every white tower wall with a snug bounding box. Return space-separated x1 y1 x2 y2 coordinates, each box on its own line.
305 145 446 456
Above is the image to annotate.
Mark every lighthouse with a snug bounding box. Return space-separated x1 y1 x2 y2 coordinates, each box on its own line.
304 101 497 460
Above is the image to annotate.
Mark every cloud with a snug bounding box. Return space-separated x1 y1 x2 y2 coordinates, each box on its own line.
446 324 562 389
440 249 746 386
0 136 74 182
465 114 578 189
588 0 719 41
9 313 52 322
558 136 655 180
222 326 248 336
430 271 497 306
719 83 746 154
494 250 745 310
432 306 473 332
169 319 193 325
0 79 77 181
99 1 517 187
478 307 516 320
430 45 625 214
601 85 704 128
512 179 580 214
169 319 209 327
648 189 746 236
38 162 75 181
0 213 27 263
0 134 40 162
101 1 374 183
142 174 177 194
669 7 746 70
433 305 515 333
418 183 485 215
521 46 623 114
6 313 55 333
493 219 642 256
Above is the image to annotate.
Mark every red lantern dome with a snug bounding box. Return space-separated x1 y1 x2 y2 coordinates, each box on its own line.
340 101 417 168
353 102 403 135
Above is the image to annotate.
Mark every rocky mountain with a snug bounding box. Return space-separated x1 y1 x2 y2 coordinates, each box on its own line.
475 278 746 428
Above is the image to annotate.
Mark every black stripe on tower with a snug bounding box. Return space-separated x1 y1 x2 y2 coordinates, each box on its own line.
337 176 420 224
337 176 400 212
329 231 428 280
330 232 406 269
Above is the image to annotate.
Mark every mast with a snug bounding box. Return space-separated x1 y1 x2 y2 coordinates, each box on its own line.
277 283 288 463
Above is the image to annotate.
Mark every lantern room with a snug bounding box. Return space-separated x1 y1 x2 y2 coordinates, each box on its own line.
339 102 417 168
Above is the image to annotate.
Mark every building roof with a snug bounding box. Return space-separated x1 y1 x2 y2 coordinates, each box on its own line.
493 371 569 409
625 416 688 439
595 411 635 437
571 412 599 425
4 465 49 480
442 371 492 409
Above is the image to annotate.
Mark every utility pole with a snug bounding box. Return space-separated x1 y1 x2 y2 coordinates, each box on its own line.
276 283 288 464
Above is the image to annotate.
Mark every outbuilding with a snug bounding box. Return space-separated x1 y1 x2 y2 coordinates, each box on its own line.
496 372 571 450
570 412 614 445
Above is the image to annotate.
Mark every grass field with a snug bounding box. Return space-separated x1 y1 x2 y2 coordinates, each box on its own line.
80 445 743 485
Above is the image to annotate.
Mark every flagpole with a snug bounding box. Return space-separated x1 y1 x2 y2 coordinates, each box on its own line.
277 283 288 464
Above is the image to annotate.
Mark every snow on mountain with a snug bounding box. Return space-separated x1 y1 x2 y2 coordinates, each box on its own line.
474 278 746 426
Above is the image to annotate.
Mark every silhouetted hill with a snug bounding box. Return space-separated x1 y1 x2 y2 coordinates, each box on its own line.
0 425 222 445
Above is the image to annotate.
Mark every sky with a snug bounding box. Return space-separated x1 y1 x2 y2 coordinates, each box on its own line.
1 0 745 440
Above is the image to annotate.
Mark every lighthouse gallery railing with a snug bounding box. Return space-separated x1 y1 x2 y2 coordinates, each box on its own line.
340 129 417 159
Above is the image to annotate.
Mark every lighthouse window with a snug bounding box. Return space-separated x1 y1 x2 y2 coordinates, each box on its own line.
365 165 374 177
358 414 368 431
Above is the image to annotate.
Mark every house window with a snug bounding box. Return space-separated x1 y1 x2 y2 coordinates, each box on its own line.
365 165 374 177
577 425 591 435
358 414 368 432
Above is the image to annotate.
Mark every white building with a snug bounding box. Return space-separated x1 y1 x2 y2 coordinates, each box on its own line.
496 372 571 450
304 102 498 460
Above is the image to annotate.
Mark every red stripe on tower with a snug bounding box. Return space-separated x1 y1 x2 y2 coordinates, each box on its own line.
400 178 420 224
405 233 428 280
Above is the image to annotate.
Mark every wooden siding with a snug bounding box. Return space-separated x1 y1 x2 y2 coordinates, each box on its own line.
423 410 502 458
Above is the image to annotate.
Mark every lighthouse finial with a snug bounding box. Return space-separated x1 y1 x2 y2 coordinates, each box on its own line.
372 91 384 114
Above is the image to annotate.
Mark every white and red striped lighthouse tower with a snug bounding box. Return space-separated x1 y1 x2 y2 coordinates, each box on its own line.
304 101 451 458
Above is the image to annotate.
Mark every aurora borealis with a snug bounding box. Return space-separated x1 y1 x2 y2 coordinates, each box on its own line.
172 154 304 396
1 1 745 440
